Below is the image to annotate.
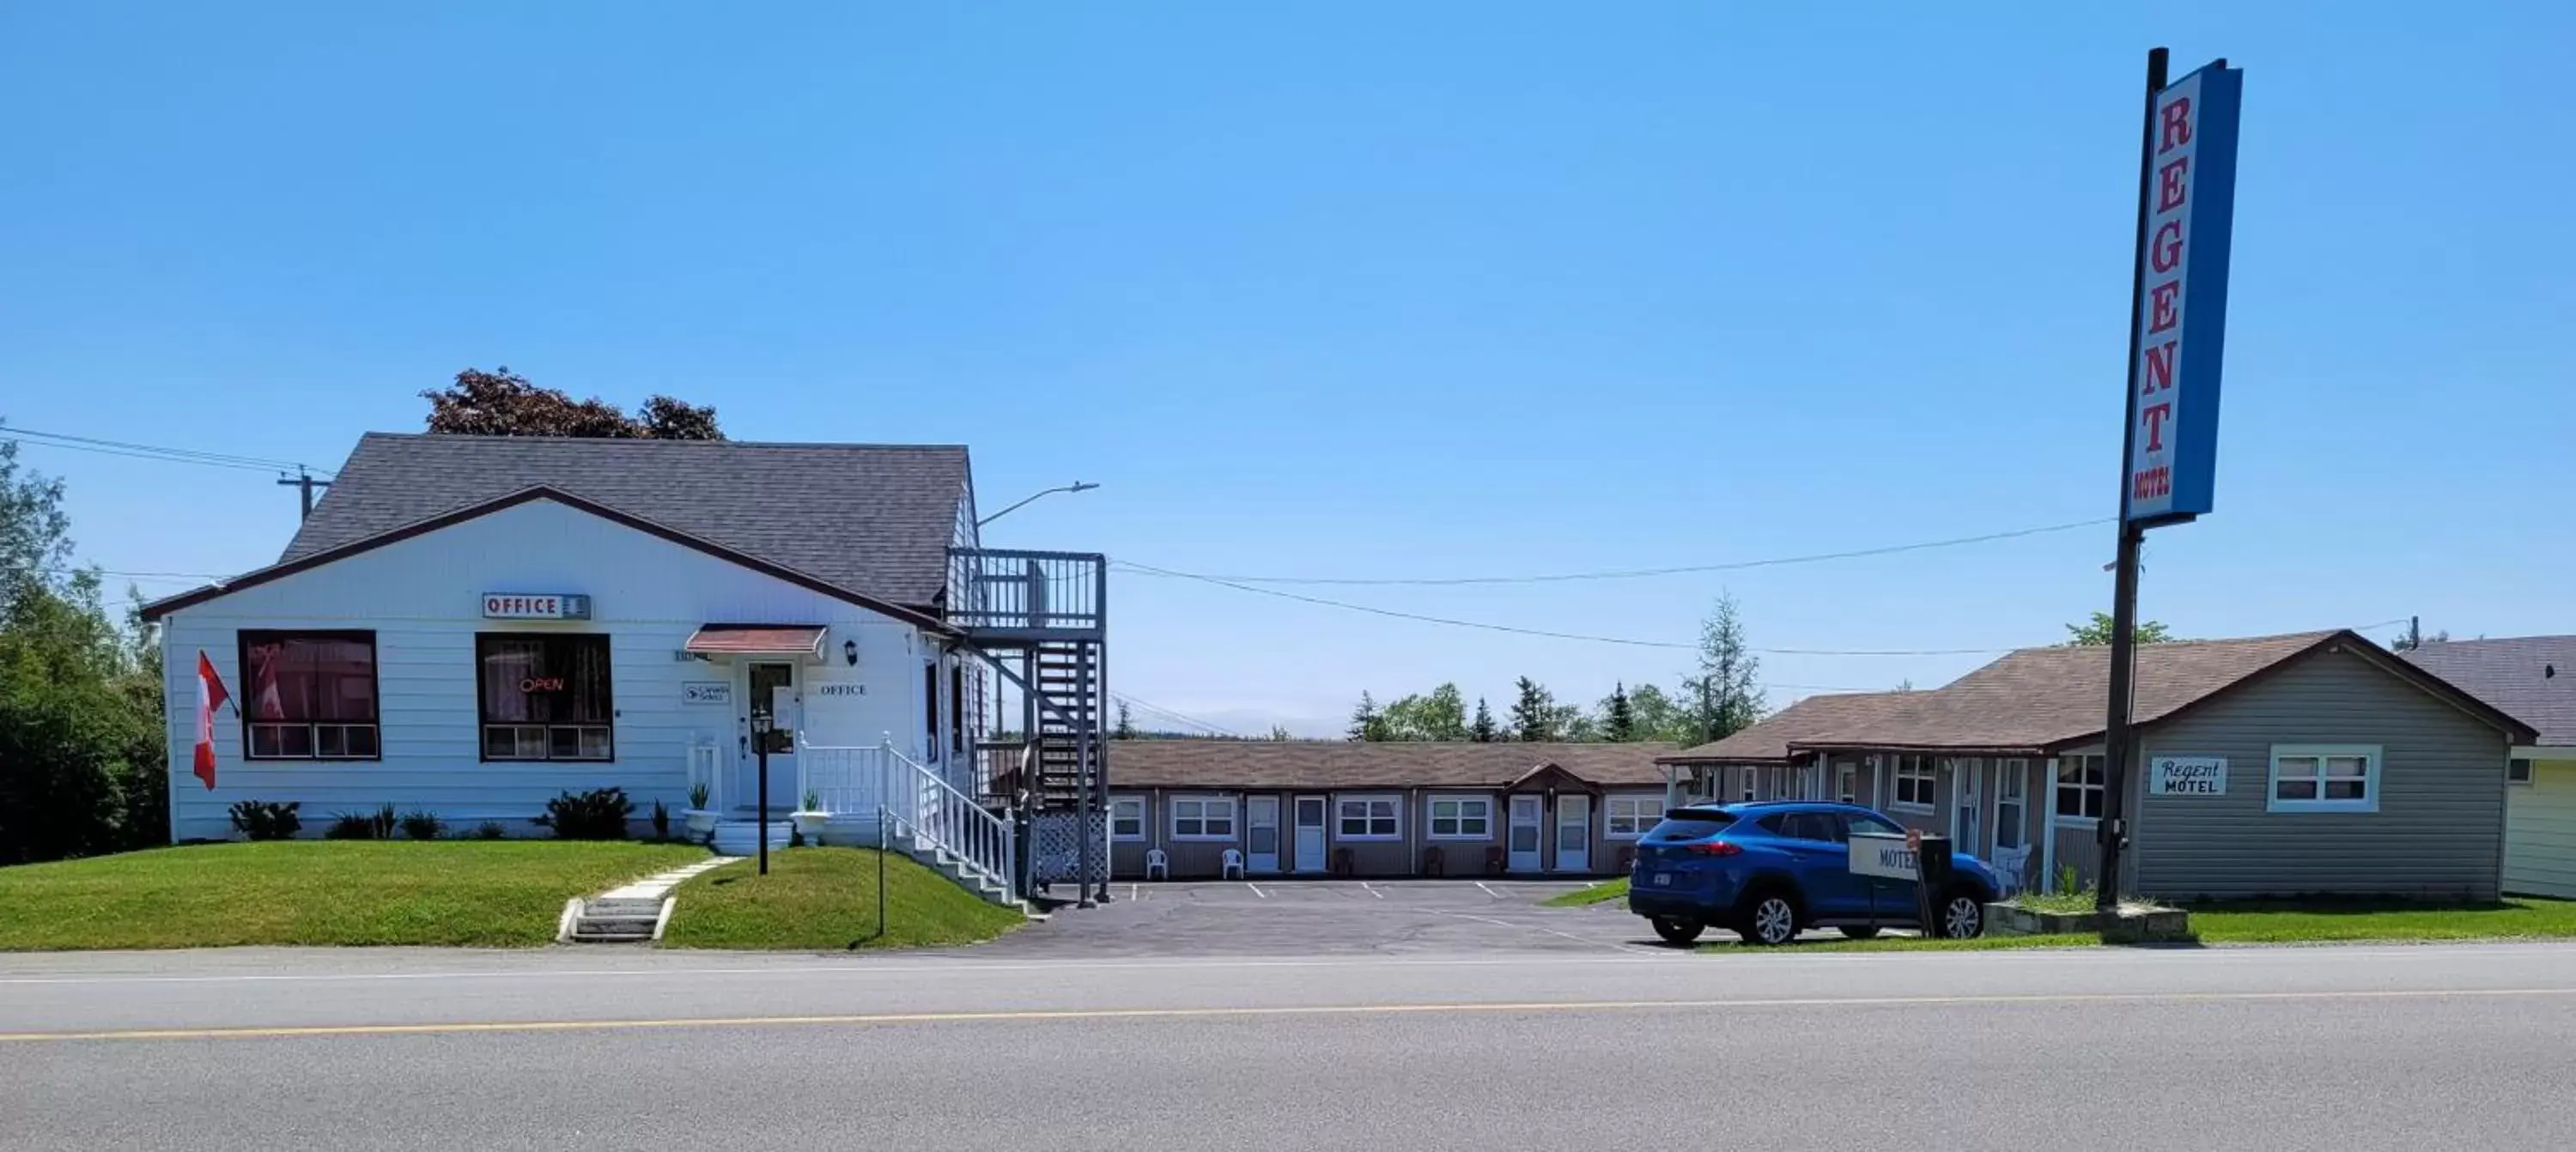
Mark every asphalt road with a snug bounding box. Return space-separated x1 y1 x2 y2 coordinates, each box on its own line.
8 942 2576 1150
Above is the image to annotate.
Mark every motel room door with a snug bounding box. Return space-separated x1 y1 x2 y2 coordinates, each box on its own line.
1246 796 1281 874
1553 795 1591 872
1507 796 1544 872
1292 796 1328 873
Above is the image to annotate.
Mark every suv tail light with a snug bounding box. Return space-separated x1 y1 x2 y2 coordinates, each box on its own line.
1686 840 1742 857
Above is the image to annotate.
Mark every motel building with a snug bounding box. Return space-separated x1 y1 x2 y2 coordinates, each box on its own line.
142 434 1109 900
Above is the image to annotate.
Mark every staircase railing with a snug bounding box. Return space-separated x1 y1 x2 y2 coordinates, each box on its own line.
891 743 1017 906
797 734 1016 906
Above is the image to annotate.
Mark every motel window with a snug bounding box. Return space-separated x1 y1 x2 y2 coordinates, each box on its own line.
2056 755 2106 821
1338 796 1400 840
239 631 380 760
921 663 940 763
1170 797 1236 840
1109 796 1145 841
1837 763 1856 805
2509 759 2534 785
2269 745 2380 814
950 662 969 756
477 634 614 761
1426 797 1493 840
1739 767 1757 803
1605 796 1662 840
1996 760 2029 850
1892 755 1938 810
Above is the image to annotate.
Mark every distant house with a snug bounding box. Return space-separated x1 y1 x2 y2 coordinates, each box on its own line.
1660 630 2536 901
1102 741 1676 879
2398 637 2576 898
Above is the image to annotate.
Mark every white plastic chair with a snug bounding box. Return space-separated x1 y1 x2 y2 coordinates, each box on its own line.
1145 848 1170 881
1220 848 1246 881
1992 845 2033 896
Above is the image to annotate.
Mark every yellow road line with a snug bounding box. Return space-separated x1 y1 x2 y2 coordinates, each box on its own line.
6 986 2572 1044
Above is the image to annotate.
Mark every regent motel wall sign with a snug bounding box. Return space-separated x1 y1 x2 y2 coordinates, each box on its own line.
483 592 592 621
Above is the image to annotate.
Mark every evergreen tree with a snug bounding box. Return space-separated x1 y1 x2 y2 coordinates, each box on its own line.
1603 682 1636 742
1509 676 1562 743
1680 593 1765 744
1347 692 1388 742
1113 700 1136 740
1470 697 1498 743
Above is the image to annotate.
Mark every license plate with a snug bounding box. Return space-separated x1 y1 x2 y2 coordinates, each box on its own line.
1653 872 1673 887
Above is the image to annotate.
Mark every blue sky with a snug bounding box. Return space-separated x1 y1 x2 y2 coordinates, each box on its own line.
3 3 2569 736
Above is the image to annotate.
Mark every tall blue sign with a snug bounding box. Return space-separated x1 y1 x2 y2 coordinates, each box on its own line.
2124 62 2243 523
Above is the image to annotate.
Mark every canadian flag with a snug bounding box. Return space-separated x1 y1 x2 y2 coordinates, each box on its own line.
194 652 232 791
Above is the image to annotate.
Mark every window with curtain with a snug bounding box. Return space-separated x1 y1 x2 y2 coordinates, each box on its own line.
240 631 380 759
477 634 614 761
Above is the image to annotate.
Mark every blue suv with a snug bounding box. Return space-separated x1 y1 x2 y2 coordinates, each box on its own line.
1626 802 2002 945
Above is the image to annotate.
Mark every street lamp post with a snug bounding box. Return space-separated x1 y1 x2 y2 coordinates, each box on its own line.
751 713 773 876
977 482 1098 528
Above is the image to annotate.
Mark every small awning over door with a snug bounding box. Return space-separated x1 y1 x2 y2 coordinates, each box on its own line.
683 624 829 662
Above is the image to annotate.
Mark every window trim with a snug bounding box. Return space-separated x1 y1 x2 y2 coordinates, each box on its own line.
1335 793 1404 841
1169 794 1237 841
1603 794 1663 840
236 629 382 761
1109 794 1147 841
475 632 617 763
1890 755 1939 813
1425 794 1495 840
2267 743 2382 814
1995 758 2029 851
2055 753 2106 826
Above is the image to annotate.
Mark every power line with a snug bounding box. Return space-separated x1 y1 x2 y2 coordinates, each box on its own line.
0 427 331 476
1113 560 2017 656
1112 693 1246 737
1115 518 2112 586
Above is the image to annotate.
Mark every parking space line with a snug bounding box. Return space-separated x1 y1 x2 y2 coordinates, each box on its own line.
1129 884 1142 902
1247 882 1267 899
1474 882 1502 900
1360 882 1384 899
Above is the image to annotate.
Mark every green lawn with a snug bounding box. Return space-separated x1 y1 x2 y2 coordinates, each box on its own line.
2187 896 2576 943
1544 878 1630 907
0 841 707 950
661 847 1024 950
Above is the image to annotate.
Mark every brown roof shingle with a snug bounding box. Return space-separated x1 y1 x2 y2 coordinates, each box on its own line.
1106 741 1677 791
1658 692 1916 764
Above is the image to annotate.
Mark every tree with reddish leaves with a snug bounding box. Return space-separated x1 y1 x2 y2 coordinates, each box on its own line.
421 367 722 440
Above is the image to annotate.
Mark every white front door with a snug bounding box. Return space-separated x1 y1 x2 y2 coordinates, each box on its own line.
1292 795 1327 873
1246 796 1280 874
734 661 798 814
1554 795 1591 872
1954 759 1984 855
1507 796 1544 872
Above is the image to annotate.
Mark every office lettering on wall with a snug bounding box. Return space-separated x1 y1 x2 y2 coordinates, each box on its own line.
482 592 592 621
812 683 868 699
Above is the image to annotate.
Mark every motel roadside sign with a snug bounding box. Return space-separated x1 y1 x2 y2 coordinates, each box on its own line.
2124 60 2245 524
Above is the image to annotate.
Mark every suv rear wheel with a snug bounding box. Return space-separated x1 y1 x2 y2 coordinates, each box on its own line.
1649 916 1705 944
1941 888 1986 939
1736 892 1800 946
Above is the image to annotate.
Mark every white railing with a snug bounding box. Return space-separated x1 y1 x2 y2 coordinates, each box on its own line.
687 742 726 812
799 734 1016 905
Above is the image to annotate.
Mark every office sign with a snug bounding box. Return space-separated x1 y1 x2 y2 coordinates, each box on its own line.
2125 61 2244 523
682 682 731 706
2148 755 2227 796
813 683 868 699
1849 833 1919 881
482 592 591 620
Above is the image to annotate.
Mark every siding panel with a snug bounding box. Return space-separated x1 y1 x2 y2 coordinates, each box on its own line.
2132 646 2512 901
2505 761 2576 898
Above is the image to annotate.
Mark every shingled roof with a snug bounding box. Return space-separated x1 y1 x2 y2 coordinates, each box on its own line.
2399 636 2576 746
283 433 971 608
1106 741 1677 791
1662 630 2533 760
1657 692 1913 764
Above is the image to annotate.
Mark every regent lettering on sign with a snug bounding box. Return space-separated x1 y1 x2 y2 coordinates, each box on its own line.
2126 62 2244 524
2149 755 2229 797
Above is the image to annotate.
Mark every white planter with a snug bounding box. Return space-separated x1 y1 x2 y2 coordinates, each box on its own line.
683 809 719 836
792 811 829 840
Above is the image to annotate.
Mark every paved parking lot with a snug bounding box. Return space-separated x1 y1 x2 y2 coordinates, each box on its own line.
965 878 1668 958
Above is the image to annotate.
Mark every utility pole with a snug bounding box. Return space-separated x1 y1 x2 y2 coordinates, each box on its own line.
277 468 331 520
2407 615 2422 651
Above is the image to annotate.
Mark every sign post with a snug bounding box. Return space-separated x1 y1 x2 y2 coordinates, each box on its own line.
2100 49 2245 913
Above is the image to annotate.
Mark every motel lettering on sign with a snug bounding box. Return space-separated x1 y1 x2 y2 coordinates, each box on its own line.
2124 62 2243 523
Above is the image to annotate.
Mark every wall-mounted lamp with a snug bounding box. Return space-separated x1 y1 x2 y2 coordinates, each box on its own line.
843 639 860 667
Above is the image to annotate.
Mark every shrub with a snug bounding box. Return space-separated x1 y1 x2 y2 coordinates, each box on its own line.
469 821 509 841
686 781 710 810
398 809 445 841
650 799 671 840
227 800 301 841
532 787 634 840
